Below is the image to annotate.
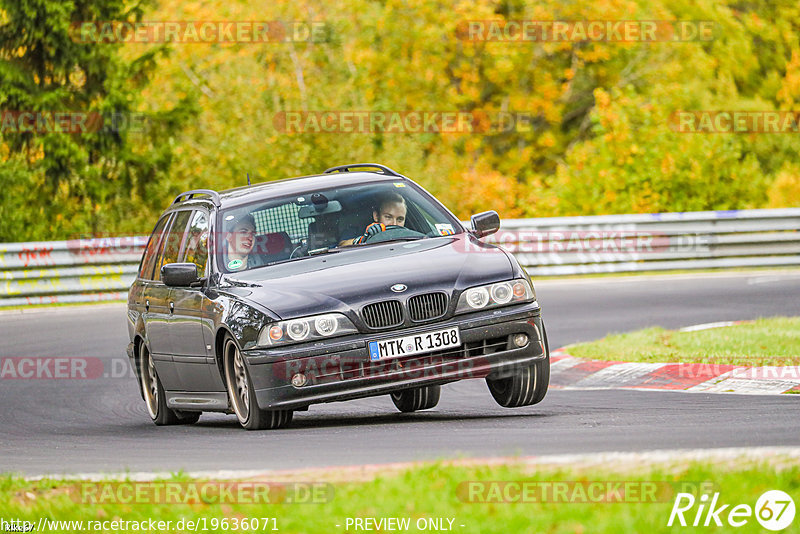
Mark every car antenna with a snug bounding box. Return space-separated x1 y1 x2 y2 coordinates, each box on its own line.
247 172 251 186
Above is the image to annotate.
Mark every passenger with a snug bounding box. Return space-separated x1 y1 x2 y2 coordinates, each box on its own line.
340 192 407 246
224 213 256 271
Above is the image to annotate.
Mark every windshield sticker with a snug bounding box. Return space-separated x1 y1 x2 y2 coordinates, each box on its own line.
227 259 243 270
393 182 406 187
435 223 455 236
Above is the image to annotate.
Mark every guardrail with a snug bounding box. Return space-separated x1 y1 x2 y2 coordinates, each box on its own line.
488 207 800 276
0 237 147 307
1 208 798 307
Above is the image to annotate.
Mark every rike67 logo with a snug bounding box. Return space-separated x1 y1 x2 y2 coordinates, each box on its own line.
668 490 795 531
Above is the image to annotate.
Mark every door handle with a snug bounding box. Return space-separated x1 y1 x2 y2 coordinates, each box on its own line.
169 301 174 313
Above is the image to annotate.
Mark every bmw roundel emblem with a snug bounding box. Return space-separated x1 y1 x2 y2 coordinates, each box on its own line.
390 283 407 293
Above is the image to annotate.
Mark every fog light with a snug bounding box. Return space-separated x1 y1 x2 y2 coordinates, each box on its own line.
513 333 529 348
291 373 307 387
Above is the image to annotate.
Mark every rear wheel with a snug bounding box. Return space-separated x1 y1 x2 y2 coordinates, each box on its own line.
140 344 199 425
390 385 441 412
223 335 293 430
486 322 550 408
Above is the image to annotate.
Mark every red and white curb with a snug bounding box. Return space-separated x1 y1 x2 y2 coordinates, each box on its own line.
550 350 800 395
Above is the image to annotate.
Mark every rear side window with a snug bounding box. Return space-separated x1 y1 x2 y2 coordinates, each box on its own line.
138 215 171 280
180 210 210 276
154 211 192 281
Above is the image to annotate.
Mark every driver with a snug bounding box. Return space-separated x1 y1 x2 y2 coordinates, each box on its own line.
341 192 407 246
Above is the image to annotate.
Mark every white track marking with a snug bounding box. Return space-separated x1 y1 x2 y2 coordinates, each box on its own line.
679 321 739 332
571 362 667 388
549 357 583 372
690 378 800 395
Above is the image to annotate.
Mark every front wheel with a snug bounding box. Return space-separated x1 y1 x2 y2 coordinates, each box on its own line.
140 344 199 425
486 322 550 408
223 334 293 430
390 385 441 412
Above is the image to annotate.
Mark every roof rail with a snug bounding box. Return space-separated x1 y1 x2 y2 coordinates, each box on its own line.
172 189 221 207
323 163 403 177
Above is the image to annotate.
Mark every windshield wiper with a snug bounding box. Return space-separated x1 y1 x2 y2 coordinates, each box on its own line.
308 246 340 256
370 236 425 245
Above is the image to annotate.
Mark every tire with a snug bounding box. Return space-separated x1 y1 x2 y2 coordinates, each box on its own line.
486 321 550 408
140 344 199 425
223 334 293 430
390 385 441 412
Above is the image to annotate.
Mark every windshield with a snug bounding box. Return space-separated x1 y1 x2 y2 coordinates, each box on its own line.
215 180 463 274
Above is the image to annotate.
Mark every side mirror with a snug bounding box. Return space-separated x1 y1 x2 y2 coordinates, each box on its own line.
470 211 500 238
161 263 199 287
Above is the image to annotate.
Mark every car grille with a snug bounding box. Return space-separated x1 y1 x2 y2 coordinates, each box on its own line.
361 300 404 329
361 293 449 328
407 292 448 322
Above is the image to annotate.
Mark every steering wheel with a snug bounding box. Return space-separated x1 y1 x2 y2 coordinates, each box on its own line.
290 241 308 259
362 225 426 244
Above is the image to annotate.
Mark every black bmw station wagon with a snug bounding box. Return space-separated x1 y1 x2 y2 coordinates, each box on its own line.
127 164 549 430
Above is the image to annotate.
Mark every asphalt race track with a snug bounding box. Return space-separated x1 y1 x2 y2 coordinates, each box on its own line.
1 271 799 476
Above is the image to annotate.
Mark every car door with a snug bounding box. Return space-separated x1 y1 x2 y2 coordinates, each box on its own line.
131 213 170 334
168 209 224 392
140 213 172 363
147 210 193 391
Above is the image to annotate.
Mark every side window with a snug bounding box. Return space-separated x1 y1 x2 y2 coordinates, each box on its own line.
180 210 210 276
154 211 192 281
138 215 171 280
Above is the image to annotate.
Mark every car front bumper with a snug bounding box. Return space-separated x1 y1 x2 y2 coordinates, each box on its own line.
243 302 546 410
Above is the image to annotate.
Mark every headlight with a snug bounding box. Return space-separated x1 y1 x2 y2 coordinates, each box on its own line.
314 315 338 336
465 287 489 309
286 320 310 341
257 313 357 347
491 282 513 304
455 279 535 314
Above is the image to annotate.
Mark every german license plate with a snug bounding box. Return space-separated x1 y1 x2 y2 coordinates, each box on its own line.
368 327 461 361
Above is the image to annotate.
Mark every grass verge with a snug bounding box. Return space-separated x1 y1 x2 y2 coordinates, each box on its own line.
1 459 798 533
565 316 800 366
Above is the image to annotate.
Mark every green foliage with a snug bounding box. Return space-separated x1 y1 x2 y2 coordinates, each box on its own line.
0 0 197 241
2 0 800 241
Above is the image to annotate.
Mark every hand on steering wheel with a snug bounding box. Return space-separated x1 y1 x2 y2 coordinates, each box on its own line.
364 222 386 237
354 222 395 244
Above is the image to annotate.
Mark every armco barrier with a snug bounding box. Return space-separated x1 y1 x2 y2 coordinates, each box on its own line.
486 208 800 276
0 237 146 307
0 209 798 307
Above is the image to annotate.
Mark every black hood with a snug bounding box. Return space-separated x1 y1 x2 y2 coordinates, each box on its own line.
222 234 514 319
